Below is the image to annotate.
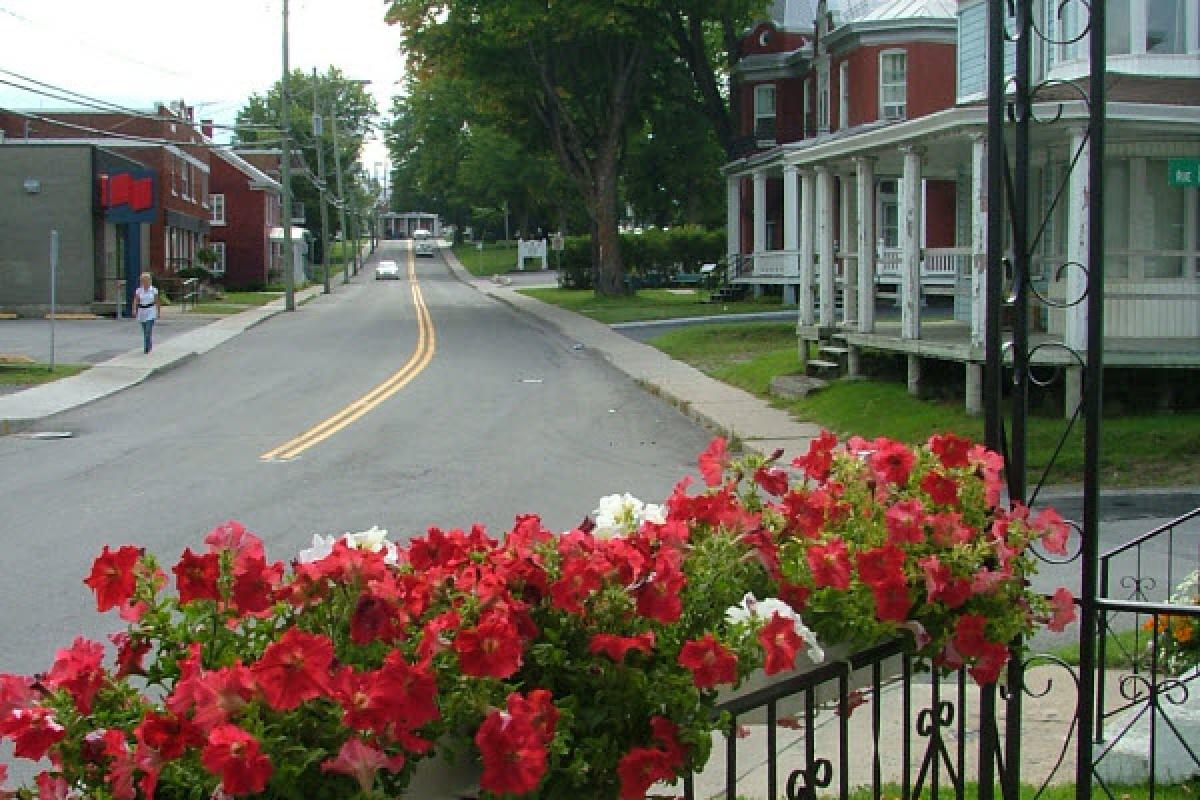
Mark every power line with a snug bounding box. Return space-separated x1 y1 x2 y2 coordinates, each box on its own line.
0 106 288 152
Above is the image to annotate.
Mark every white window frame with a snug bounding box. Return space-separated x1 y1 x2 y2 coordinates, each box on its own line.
817 60 830 132
753 84 777 143
169 159 177 196
211 193 226 226
210 242 226 276
838 61 850 129
182 163 192 200
879 49 907 121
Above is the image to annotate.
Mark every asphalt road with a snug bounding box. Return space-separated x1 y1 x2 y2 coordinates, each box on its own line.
0 241 712 682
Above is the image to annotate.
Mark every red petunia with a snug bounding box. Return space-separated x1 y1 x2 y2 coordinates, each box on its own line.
0 707 65 760
855 544 906 591
375 651 441 729
454 612 523 679
806 538 851 590
83 545 142 612
1033 508 1071 556
618 747 677 800
172 547 222 605
871 578 913 622
969 641 1011 685
109 631 151 679
506 689 559 746
0 673 36 719
928 433 972 469
201 724 273 796
635 552 686 623
321 738 406 793
884 499 926 545
758 613 804 675
43 636 106 714
475 708 548 795
1048 587 1077 632
792 429 839 481
168 661 256 733
677 634 738 688
350 592 408 646
953 614 991 657
869 439 916 486
781 489 831 539
230 552 283 616
204 520 263 559
754 465 790 496
920 471 960 507
250 628 333 711
649 715 686 767
589 632 656 662
698 437 728 486
549 557 605 614
135 709 203 761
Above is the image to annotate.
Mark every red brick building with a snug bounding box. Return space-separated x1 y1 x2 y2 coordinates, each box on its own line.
0 103 213 282
208 148 282 289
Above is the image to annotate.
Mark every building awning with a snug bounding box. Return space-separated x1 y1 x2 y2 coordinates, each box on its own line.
165 209 210 235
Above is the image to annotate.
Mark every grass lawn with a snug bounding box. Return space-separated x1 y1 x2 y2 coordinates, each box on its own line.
453 242 523 277
0 363 88 387
191 291 283 315
520 287 793 325
649 322 1200 488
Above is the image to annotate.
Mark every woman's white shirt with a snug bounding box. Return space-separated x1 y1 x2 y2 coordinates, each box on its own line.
134 286 158 322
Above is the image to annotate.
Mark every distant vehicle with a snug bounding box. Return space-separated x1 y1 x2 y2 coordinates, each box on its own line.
375 260 401 280
412 229 435 257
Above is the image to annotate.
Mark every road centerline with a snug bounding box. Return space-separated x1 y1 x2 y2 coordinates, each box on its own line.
260 248 436 462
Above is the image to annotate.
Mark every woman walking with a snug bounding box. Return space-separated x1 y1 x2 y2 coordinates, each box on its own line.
133 272 161 354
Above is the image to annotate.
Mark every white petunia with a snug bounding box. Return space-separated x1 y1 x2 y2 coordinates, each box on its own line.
724 592 824 664
297 526 398 565
297 533 336 563
592 493 663 539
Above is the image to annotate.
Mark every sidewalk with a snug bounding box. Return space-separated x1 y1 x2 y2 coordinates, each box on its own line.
442 249 823 465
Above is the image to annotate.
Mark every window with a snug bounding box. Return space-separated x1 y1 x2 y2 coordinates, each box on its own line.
181 163 191 200
880 50 907 120
1144 159 1186 277
210 242 226 275
878 180 900 249
1103 158 1199 280
211 194 226 226
754 84 777 142
169 159 177 196
838 61 850 129
817 62 830 132
200 173 209 208
1146 0 1186 53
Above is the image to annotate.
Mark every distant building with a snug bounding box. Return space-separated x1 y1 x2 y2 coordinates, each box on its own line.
208 147 283 289
381 212 441 239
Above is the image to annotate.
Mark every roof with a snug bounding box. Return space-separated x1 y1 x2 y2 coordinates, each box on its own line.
213 147 281 192
839 0 955 22
768 0 817 29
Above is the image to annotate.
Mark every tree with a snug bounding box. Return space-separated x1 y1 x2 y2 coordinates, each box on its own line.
234 67 377 243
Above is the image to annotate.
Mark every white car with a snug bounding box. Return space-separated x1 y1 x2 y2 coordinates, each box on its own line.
375 260 401 280
412 230 435 257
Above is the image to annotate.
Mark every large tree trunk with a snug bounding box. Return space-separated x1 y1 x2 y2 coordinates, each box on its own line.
590 164 626 296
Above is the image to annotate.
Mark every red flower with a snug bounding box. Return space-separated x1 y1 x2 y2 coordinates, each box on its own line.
635 551 686 623
806 538 851 590
792 429 838 481
758 613 804 675
168 661 256 733
589 632 656 662
884 499 926 545
321 738 406 793
871 578 913 622
230 552 283 616
201 724 273 796
135 709 202 760
549 556 605 614
754 465 790 496
869 439 916 485
475 708 548 795
374 651 440 730
0 707 65 760
698 437 728 486
969 641 1011 685
928 433 972 469
350 592 408 645
172 547 221 604
34 772 70 800
954 614 991 658
83 545 142 612
0 673 36 719
506 689 559 745
204 520 263 559
781 489 831 539
44 636 106 714
929 511 976 547
649 715 686 767
677 633 738 688
618 747 676 800
109 631 151 678
920 471 960 507
454 612 523 679
250 628 333 711
855 544 906 591
1047 587 1077 632
1033 508 1071 556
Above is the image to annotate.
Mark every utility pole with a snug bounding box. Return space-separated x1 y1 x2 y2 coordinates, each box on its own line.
312 68 332 294
329 95 351 285
279 0 296 311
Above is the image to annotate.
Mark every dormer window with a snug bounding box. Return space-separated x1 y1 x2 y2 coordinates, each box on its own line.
880 50 907 121
754 84 777 143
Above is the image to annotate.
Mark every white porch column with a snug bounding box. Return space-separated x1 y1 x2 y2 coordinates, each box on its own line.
783 165 800 304
816 165 836 328
726 175 742 268
900 146 924 340
799 169 816 326
753 171 768 257
969 133 988 348
839 171 856 326
1064 127 1089 353
855 156 876 333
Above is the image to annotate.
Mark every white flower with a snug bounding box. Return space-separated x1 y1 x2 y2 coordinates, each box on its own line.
297 526 398 565
592 493 664 539
724 593 825 664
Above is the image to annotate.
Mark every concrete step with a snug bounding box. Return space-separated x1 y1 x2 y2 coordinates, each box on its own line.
819 345 850 356
807 358 842 370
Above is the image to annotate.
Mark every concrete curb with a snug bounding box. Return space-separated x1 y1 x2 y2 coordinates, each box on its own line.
440 247 821 462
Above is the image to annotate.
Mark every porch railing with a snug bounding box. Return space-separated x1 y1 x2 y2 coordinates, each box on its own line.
749 250 800 278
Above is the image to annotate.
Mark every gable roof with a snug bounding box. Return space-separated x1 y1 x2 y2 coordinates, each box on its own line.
846 0 955 22
213 147 281 192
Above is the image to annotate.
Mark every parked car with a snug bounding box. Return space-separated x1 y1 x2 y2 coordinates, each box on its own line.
375 260 401 280
413 229 435 258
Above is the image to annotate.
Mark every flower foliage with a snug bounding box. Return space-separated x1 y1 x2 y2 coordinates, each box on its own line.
1144 569 1200 675
0 434 1072 799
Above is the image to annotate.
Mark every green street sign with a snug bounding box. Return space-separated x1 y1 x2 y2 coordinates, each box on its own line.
1168 158 1200 187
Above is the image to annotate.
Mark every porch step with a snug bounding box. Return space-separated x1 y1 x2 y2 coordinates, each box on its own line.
818 345 850 356
807 358 842 371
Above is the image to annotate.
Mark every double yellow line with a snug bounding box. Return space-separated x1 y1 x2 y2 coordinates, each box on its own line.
260 248 436 462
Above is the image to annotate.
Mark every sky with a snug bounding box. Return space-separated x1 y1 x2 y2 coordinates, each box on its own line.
0 0 406 176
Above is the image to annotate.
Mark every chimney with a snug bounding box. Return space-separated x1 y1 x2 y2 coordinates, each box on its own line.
201 119 214 138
